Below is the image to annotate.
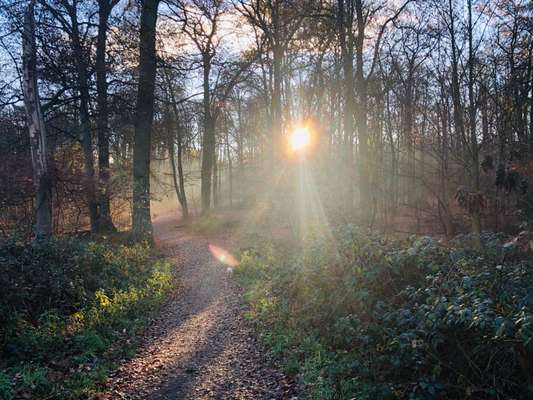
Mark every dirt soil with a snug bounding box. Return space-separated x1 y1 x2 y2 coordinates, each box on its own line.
104 214 297 399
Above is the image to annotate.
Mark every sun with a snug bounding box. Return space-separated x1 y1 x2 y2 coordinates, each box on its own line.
290 127 310 151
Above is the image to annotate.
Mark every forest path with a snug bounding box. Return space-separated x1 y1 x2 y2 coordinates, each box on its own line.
105 214 296 399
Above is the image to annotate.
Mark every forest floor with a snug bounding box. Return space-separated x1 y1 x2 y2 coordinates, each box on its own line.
104 213 297 400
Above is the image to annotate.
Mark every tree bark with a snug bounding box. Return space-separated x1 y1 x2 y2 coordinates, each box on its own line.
354 0 371 219
200 55 215 214
168 131 188 219
22 0 53 240
338 0 355 216
467 0 481 249
175 125 188 219
96 0 118 232
448 0 466 146
212 146 219 208
171 108 188 220
271 1 283 164
132 0 160 238
236 91 245 204
65 0 99 233
225 122 233 207
162 68 188 219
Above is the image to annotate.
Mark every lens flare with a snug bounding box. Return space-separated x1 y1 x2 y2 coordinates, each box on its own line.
208 244 239 267
290 127 310 151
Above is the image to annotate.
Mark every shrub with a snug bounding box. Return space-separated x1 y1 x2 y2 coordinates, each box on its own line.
235 225 533 400
0 235 173 399
0 371 13 400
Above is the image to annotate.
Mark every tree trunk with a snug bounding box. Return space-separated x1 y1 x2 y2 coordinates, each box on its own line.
338 0 356 216
163 69 189 219
438 88 454 238
22 0 53 241
236 92 245 204
271 2 283 164
354 0 371 220
96 0 117 232
448 0 466 145
132 0 160 238
67 1 99 233
385 88 398 223
480 83 489 144
200 56 215 214
402 68 415 206
174 113 188 220
225 127 233 207
212 148 219 208
467 0 481 249
168 130 188 219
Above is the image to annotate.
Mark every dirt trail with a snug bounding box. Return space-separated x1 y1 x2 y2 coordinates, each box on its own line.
105 214 296 399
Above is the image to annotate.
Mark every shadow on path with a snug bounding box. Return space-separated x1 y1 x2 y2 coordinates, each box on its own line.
105 214 296 399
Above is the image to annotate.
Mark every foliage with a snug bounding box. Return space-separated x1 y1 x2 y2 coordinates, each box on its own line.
455 187 486 215
0 235 173 399
0 371 13 400
235 226 533 400
189 213 238 236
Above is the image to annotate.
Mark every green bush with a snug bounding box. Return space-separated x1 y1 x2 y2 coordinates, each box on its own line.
0 371 13 400
0 235 173 399
235 225 533 400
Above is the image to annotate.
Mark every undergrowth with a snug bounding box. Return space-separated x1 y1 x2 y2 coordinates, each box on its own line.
0 234 173 399
188 212 241 236
234 226 533 400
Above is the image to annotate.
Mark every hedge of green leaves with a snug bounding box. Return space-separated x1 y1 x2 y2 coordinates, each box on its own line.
0 235 173 399
235 226 533 400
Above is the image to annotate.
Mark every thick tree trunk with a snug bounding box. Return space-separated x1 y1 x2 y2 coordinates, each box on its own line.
22 0 53 240
132 0 160 238
96 0 116 232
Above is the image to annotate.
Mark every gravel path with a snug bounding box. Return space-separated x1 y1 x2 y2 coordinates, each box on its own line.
105 214 296 399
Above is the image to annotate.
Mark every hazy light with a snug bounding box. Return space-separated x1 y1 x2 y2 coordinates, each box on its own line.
290 127 310 151
208 244 239 267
